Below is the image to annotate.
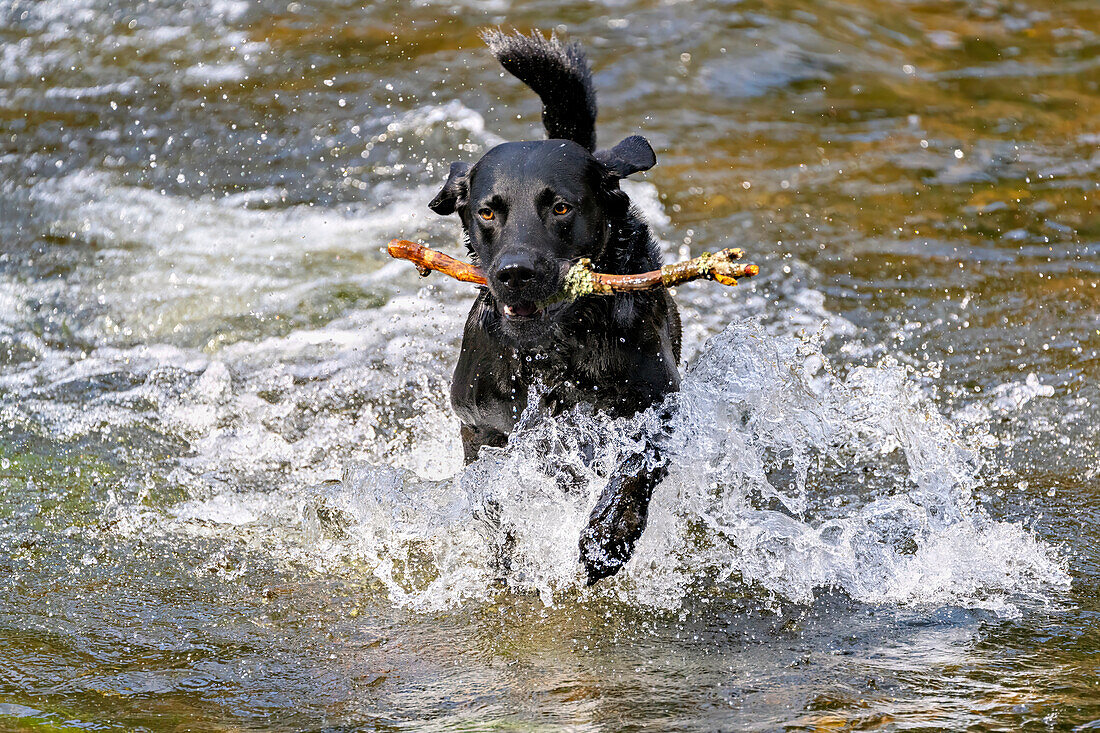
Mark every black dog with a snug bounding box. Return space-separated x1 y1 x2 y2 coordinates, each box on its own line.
428 30 681 584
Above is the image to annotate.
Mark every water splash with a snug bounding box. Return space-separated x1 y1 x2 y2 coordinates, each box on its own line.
627 324 1066 612
141 321 1067 614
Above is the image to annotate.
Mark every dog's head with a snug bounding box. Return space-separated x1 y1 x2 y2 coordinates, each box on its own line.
428 135 655 335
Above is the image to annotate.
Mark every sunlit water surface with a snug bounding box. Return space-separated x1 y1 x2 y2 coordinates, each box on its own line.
1 0 1098 729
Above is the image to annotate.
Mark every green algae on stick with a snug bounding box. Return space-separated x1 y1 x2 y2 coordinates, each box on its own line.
386 239 760 302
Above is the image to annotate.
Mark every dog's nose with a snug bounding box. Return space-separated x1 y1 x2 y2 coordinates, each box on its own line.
494 254 539 292
497 264 536 290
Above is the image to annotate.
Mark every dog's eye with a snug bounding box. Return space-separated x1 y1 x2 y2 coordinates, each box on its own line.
553 202 572 215
478 208 494 221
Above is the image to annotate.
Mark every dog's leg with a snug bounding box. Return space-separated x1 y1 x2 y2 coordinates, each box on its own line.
578 448 665 585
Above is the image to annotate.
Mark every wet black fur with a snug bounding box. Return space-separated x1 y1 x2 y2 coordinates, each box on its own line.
430 30 681 584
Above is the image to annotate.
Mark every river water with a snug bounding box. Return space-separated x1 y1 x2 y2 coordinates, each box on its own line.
1 0 1097 729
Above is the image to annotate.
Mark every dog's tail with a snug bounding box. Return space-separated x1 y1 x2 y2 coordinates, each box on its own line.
482 29 598 152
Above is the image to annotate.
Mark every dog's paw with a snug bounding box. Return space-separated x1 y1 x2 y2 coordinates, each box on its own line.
577 466 656 584
578 530 630 585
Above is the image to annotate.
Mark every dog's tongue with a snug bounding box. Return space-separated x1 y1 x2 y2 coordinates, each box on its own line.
505 302 538 318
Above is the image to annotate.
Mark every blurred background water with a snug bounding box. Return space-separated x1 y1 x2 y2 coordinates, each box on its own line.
0 0 1098 729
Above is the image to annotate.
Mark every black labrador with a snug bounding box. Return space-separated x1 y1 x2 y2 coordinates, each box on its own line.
428 30 681 584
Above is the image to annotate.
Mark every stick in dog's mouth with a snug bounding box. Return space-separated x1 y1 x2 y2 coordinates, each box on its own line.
386 239 761 305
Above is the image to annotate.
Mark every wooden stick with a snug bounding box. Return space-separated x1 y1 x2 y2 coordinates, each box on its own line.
386 239 488 285
386 239 760 302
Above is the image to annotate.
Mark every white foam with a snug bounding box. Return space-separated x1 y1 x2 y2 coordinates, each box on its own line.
383 99 501 143
182 61 249 85
24 170 458 346
990 373 1055 412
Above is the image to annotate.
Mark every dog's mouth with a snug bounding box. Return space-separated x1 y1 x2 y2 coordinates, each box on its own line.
501 301 541 320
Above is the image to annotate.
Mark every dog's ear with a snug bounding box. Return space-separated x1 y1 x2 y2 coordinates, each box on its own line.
595 135 656 179
428 161 471 215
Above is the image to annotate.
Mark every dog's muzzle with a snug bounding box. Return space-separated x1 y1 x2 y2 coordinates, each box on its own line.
491 250 559 321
